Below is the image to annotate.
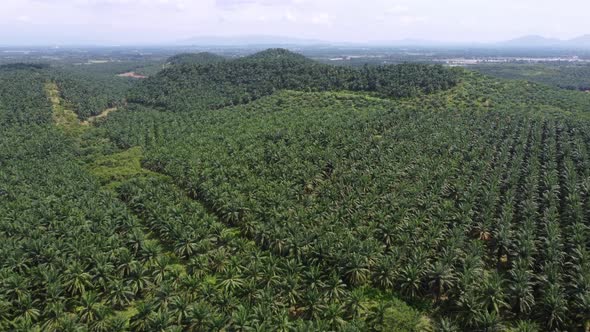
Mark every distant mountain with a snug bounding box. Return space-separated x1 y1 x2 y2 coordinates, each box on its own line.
499 35 590 49
176 34 590 49
367 38 448 46
568 34 590 47
177 35 327 46
499 35 562 47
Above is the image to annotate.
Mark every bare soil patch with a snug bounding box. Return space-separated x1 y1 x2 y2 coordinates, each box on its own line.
81 107 118 125
117 72 147 79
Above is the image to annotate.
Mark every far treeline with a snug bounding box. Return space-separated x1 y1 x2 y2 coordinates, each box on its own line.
472 62 590 92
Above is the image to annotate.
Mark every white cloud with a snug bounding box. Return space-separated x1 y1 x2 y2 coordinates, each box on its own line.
399 15 428 25
16 15 32 22
284 11 297 22
311 13 333 25
1 0 590 44
216 0 297 10
385 5 409 14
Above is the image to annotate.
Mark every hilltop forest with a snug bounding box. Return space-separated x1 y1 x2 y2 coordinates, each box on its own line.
1 50 590 331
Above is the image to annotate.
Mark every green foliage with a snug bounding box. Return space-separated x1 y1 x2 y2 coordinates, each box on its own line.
101 67 590 330
129 48 459 111
45 81 89 136
472 62 590 91
0 66 52 126
0 125 148 330
381 306 426 332
0 57 424 330
166 52 226 66
0 63 50 70
86 146 162 189
4 49 590 331
49 66 137 120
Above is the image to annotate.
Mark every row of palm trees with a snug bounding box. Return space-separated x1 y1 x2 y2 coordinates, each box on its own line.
5 60 590 330
117 177 413 331
99 75 590 330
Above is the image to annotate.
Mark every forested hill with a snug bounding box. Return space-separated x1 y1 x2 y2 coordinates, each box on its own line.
166 52 226 66
129 48 459 112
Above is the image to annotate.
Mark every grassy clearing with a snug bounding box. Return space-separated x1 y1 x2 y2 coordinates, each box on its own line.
86 146 164 189
362 287 433 332
45 81 88 135
46 81 120 131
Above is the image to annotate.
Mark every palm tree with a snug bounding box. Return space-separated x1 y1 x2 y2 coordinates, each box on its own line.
219 269 245 294
115 248 136 278
153 282 174 311
397 263 424 299
344 288 368 320
303 265 324 291
230 304 255 331
456 288 482 327
541 282 568 330
140 239 162 265
53 313 87 332
365 301 390 331
13 294 40 327
128 263 152 296
472 309 504 332
508 264 535 315
510 320 540 332
480 271 507 314
106 279 134 310
324 272 347 302
271 308 294 332
174 234 199 259
76 291 101 324
241 278 261 306
427 261 455 302
186 301 213 331
208 312 228 331
91 254 115 292
208 248 230 274
105 315 128 332
147 309 172 332
126 227 146 254
572 286 590 330
4 274 30 303
372 256 396 290
344 254 371 287
41 301 66 332
435 317 460 332
302 289 326 320
63 261 92 296
129 301 154 332
323 302 346 330
151 255 172 285
169 294 193 326
275 274 299 308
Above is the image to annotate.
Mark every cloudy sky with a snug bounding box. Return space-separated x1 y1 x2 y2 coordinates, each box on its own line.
1 0 588 45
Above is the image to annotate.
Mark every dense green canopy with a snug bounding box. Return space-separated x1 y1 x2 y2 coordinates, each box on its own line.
166 52 227 66
1 50 590 331
130 48 459 111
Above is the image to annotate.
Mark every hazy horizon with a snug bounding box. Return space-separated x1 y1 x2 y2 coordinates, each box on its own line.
1 0 589 46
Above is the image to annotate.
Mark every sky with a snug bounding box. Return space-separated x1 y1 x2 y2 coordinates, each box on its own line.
1 0 589 45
